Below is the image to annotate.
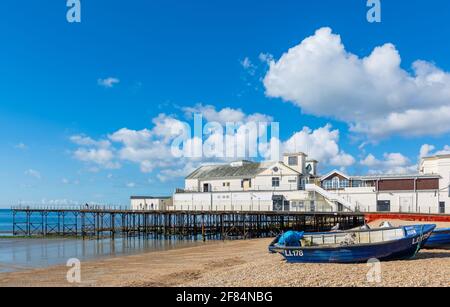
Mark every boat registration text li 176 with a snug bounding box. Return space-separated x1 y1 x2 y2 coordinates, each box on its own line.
284 250 304 257
412 232 432 245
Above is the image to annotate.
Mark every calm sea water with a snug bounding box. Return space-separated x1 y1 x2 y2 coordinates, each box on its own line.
0 209 12 233
0 209 205 273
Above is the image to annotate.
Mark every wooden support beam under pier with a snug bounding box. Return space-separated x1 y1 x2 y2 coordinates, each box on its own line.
10 207 365 240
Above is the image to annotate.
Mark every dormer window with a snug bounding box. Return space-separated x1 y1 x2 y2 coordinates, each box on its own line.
288 156 298 166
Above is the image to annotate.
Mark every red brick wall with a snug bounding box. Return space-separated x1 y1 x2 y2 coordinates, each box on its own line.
378 179 414 191
377 178 439 191
416 178 439 190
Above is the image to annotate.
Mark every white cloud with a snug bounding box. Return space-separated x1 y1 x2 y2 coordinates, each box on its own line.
70 135 120 170
420 144 450 158
15 143 28 150
282 124 355 168
259 52 274 65
126 182 136 188
70 106 354 180
62 178 79 185
419 144 435 158
73 148 120 169
240 57 256 75
25 169 41 179
157 162 198 183
97 77 120 88
263 27 450 139
361 153 417 175
70 135 111 148
71 105 278 181
182 104 273 125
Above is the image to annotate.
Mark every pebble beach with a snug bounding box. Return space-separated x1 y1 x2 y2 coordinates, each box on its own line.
0 220 449 287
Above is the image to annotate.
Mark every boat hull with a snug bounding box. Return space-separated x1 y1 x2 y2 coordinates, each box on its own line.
270 225 435 263
424 228 450 249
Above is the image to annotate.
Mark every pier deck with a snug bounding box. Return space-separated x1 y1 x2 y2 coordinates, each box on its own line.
11 206 365 240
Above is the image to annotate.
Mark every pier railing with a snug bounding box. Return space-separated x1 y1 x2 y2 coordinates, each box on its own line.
11 205 129 212
10 206 365 240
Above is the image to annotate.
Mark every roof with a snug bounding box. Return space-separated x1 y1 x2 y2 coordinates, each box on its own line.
319 171 441 182
283 152 307 156
422 154 450 160
186 161 276 180
350 174 441 180
320 170 350 181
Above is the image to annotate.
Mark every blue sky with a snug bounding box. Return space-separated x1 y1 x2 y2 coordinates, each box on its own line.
1 0 450 207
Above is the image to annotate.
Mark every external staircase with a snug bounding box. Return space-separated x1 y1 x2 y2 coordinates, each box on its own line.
305 184 354 212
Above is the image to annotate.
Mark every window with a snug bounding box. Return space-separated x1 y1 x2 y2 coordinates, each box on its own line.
341 179 350 188
439 202 445 214
272 177 280 187
288 156 298 166
323 180 333 190
323 177 349 189
377 200 391 212
332 177 340 189
352 180 363 188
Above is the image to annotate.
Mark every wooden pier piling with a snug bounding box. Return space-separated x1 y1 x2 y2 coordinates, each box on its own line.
10 206 365 240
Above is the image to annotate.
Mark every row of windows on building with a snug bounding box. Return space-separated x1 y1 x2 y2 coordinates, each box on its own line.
321 178 374 190
221 178 282 188
219 177 305 189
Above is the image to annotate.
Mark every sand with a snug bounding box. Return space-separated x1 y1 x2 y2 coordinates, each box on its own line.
0 220 449 287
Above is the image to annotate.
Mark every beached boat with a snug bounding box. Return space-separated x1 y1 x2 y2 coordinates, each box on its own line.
268 224 436 263
376 221 450 249
424 228 450 249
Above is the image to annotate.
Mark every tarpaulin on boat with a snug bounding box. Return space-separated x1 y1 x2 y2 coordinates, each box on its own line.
278 231 304 247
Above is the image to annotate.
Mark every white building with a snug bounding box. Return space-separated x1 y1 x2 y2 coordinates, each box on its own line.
172 153 450 214
130 196 173 211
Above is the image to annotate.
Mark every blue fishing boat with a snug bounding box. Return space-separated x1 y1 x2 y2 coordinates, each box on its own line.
424 228 450 249
268 224 436 263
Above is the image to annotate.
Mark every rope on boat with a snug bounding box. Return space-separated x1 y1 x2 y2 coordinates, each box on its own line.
411 224 425 259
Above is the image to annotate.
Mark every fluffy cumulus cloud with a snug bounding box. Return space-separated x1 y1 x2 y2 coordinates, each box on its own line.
282 124 355 168
70 135 120 170
263 27 450 139
70 104 356 181
182 104 273 125
360 143 450 175
361 153 417 175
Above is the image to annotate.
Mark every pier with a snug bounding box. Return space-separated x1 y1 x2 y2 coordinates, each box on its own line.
11 206 365 240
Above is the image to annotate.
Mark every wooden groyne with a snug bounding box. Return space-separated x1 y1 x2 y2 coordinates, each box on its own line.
11 206 365 240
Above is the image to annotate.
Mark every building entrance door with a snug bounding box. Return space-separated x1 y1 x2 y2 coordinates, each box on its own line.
272 195 284 211
242 179 251 191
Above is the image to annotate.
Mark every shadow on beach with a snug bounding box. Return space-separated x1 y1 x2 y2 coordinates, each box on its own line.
414 250 450 260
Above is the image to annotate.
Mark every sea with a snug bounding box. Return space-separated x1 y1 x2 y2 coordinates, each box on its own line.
0 209 12 234
0 209 204 273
